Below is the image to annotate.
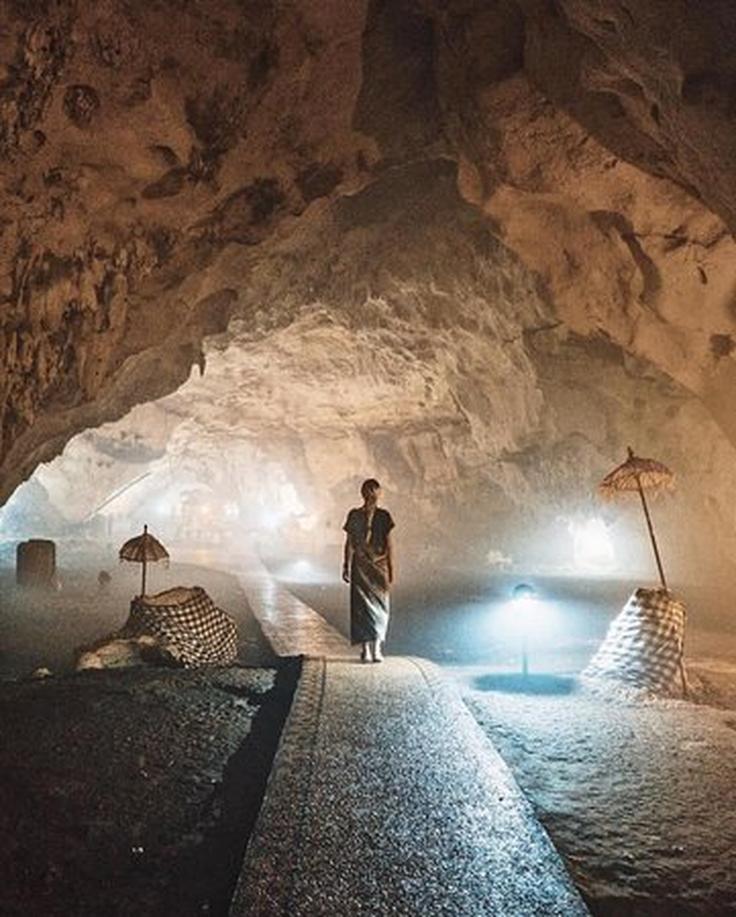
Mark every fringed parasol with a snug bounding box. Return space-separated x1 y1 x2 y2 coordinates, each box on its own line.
599 447 674 590
119 524 169 597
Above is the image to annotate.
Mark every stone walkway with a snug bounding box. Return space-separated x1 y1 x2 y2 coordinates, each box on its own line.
225 553 587 914
230 655 588 916
233 555 352 658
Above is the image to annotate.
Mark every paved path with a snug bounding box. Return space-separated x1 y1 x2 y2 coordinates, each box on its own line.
230 655 589 916
233 555 352 658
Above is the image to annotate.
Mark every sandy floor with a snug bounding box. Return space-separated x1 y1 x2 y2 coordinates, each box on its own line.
463 677 736 916
274 553 736 916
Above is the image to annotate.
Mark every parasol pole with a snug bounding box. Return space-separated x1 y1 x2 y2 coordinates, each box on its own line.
634 475 668 591
141 524 148 597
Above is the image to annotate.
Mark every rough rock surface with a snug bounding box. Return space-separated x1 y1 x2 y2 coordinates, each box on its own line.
3 2 736 579
0 0 371 501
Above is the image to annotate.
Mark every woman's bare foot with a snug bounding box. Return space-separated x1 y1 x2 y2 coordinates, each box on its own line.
372 640 384 663
360 642 373 663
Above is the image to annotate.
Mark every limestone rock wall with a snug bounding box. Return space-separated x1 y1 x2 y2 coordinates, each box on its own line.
2 0 736 587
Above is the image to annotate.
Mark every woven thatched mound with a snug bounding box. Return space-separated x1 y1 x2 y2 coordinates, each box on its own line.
76 586 238 671
583 588 687 698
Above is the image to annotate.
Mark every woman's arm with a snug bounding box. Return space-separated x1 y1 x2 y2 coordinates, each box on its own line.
386 532 394 585
342 536 353 583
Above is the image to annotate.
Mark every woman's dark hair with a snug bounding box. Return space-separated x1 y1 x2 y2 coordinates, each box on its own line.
361 478 381 498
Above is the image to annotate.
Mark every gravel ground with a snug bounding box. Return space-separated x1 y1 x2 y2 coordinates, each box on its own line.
232 657 586 917
0 663 298 917
6 544 736 915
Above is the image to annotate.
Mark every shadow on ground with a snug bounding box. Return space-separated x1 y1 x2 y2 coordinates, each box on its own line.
472 673 578 695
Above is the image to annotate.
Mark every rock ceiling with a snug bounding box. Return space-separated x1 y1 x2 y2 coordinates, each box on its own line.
3 0 736 576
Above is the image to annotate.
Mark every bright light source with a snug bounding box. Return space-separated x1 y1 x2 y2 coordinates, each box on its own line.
273 557 327 584
277 482 305 516
507 596 547 634
486 548 513 569
153 497 170 516
512 582 536 603
570 516 615 572
503 583 552 677
496 584 558 642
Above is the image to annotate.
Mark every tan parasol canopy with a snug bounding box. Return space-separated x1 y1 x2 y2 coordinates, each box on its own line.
119 524 169 597
599 447 674 590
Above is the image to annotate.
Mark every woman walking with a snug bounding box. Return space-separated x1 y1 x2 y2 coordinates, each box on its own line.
342 479 395 662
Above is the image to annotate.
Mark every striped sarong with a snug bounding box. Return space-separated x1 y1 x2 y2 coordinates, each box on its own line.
349 545 390 644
